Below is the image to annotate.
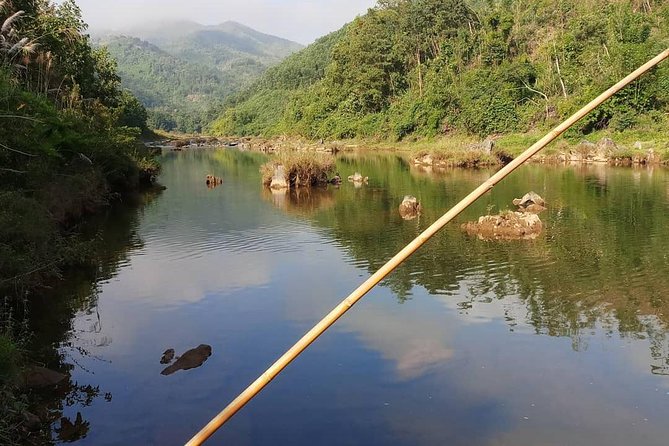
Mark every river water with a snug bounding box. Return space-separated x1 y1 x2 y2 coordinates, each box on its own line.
32 149 669 445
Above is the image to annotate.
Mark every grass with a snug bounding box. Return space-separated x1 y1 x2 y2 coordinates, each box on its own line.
260 150 336 187
0 303 30 446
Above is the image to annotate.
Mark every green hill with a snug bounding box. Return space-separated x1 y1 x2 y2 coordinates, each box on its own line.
210 0 669 142
97 22 303 133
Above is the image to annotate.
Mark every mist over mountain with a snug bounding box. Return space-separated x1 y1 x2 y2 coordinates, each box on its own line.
95 20 303 132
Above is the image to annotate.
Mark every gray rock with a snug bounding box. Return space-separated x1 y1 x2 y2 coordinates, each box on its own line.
512 191 546 212
481 138 495 154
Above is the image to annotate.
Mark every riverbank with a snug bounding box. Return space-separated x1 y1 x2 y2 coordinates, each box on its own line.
0 87 160 446
158 128 669 168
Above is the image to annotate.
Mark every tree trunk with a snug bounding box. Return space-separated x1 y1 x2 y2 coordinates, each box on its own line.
416 49 423 97
555 56 568 98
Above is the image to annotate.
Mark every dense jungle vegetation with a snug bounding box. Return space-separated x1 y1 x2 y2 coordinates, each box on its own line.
98 21 303 133
1 1 156 438
211 0 669 143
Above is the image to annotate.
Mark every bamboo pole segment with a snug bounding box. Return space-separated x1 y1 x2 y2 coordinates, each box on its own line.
186 48 669 446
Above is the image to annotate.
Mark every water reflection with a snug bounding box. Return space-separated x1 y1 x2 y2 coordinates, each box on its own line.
32 149 669 445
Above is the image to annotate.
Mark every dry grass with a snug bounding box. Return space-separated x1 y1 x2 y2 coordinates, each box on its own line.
414 148 502 168
260 150 336 187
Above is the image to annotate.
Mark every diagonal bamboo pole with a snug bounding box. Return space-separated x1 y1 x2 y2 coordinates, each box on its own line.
186 48 669 446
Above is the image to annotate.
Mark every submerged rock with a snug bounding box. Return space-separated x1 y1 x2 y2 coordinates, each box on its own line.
22 366 68 389
160 349 175 364
399 195 421 220
462 211 543 240
161 345 212 376
23 411 43 431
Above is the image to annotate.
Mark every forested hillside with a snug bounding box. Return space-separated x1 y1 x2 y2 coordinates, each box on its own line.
98 21 303 133
211 0 669 141
1 0 156 295
101 36 232 132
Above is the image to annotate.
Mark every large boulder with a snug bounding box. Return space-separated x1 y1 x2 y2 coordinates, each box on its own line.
462 211 543 240
270 165 289 189
480 138 494 155
161 344 212 376
512 191 546 213
399 195 421 220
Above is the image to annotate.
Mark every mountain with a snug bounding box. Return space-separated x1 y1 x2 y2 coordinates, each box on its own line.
125 20 302 65
96 21 303 133
209 0 669 141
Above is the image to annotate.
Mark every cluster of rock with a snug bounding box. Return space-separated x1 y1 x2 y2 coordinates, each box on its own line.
245 137 343 154
269 166 360 190
462 192 546 240
554 138 658 165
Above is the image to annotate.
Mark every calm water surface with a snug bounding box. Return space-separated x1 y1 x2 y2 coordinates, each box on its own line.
32 149 669 445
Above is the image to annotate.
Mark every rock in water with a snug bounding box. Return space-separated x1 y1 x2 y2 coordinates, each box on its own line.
512 191 546 213
399 195 421 220
161 345 212 376
22 366 68 389
347 172 369 183
270 165 289 189
462 211 543 240
160 349 175 364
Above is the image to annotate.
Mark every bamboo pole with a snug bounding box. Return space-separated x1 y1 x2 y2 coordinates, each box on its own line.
186 48 669 446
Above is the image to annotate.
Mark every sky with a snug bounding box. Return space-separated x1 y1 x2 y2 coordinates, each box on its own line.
72 0 378 45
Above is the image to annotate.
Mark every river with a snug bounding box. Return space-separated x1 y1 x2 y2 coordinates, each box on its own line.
30 148 669 445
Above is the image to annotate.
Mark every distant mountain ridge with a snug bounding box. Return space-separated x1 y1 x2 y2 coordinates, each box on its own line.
118 20 302 64
95 21 303 132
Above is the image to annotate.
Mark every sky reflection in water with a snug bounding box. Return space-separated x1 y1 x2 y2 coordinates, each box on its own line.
45 150 669 446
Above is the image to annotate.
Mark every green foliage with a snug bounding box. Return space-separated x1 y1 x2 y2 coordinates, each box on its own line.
209 29 346 136
211 0 669 140
0 2 157 299
99 22 303 133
